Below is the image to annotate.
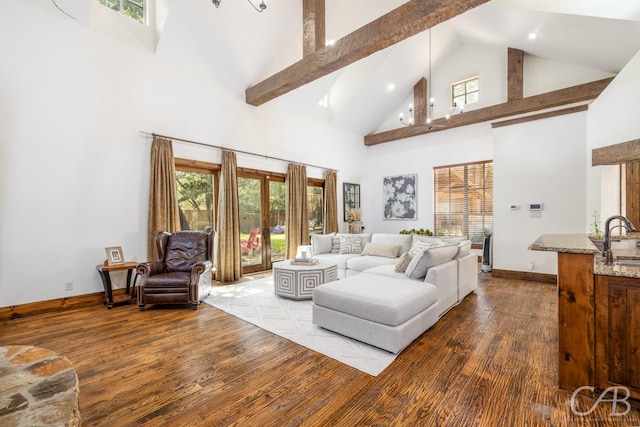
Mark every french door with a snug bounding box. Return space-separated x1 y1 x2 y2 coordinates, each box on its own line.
238 173 286 274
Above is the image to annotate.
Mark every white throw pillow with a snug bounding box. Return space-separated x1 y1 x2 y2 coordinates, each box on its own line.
455 240 473 258
361 242 401 258
339 234 363 254
412 235 443 247
405 244 459 280
408 241 436 256
331 235 342 254
311 233 335 255
441 236 468 244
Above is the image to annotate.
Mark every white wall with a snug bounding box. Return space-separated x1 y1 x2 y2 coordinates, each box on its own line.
586 49 640 224
365 112 589 275
365 44 613 275
364 124 494 234
0 1 365 306
493 112 588 274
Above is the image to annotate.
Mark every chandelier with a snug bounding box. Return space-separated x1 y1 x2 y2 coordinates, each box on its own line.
399 28 463 129
212 0 267 12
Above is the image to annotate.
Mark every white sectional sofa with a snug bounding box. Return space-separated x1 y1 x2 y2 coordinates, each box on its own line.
312 233 411 279
312 232 477 314
310 232 478 354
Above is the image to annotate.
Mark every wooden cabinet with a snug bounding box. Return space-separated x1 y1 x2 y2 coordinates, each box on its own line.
557 252 595 392
595 274 640 400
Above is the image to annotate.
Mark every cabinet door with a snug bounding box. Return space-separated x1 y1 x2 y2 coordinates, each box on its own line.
596 275 640 394
609 284 628 385
629 287 640 388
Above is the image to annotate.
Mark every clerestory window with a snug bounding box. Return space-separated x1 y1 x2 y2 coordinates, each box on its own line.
97 0 145 24
451 77 479 108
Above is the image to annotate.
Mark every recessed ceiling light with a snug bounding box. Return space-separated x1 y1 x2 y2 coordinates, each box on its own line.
528 32 537 40
387 83 395 92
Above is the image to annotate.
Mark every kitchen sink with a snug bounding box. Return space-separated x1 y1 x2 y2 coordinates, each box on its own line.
613 259 640 268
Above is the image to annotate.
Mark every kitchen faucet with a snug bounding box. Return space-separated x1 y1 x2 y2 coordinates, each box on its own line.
602 215 638 265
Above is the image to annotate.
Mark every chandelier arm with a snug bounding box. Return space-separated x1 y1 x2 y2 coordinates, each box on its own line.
399 106 415 126
212 0 266 12
248 0 267 12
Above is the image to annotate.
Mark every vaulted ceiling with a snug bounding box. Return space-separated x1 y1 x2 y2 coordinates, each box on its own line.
25 0 640 139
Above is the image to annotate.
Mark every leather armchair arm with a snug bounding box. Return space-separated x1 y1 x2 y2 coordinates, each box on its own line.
137 261 164 277
190 260 213 281
189 261 213 303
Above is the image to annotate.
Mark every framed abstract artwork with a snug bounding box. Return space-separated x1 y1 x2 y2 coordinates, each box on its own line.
383 174 417 220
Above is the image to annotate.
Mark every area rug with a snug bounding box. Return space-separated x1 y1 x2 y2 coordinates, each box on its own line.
203 277 396 376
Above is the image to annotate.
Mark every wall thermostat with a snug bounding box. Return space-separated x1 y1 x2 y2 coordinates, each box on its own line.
529 203 543 211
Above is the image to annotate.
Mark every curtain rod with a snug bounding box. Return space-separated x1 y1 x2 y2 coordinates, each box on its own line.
140 131 338 172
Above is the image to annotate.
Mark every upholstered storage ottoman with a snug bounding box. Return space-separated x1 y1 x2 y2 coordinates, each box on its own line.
312 273 439 354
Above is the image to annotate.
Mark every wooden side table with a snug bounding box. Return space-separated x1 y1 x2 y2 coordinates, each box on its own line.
95 262 139 309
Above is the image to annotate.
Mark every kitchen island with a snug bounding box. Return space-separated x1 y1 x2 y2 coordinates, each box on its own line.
529 234 600 394
530 234 640 400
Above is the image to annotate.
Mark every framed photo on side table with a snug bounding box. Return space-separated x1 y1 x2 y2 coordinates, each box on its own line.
105 246 125 266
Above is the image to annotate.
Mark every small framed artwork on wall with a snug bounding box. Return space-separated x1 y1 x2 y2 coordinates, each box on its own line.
383 174 417 220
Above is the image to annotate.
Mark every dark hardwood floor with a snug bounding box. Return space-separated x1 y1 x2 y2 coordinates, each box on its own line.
2 273 639 426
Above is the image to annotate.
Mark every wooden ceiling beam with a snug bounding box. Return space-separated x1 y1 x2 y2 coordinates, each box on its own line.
303 0 325 56
246 0 491 106
364 77 613 146
508 48 524 101
413 77 428 126
592 139 640 166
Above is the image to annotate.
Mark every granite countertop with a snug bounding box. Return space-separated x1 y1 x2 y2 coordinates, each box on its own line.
594 253 640 278
529 234 640 278
611 232 640 240
528 234 600 255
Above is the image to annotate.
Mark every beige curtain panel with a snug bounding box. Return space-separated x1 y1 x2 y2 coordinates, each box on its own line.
324 170 338 234
147 136 180 261
285 164 309 259
217 150 242 282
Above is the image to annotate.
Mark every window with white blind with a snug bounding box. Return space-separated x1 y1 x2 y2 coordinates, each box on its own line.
434 160 493 245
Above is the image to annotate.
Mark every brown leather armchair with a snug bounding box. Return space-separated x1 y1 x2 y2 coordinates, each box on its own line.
137 230 214 311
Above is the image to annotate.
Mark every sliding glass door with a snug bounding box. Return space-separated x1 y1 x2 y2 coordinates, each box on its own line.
175 159 324 275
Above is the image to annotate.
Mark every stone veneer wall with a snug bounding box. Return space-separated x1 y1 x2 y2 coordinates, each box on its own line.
0 345 81 426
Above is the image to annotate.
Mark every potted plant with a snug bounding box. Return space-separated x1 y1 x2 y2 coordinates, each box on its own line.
346 208 362 234
588 210 605 251
399 228 433 235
